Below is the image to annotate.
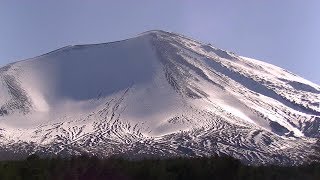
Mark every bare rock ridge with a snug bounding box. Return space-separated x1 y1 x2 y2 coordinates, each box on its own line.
0 30 319 164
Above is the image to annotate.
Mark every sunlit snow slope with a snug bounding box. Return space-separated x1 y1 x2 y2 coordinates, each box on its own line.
0 30 319 164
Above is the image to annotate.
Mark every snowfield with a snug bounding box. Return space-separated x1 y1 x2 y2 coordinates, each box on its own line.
0 30 319 165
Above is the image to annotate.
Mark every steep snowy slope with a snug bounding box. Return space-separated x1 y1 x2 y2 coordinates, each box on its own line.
0 30 319 164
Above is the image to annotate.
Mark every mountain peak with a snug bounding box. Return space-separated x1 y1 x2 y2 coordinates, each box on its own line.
139 29 171 35
0 31 319 164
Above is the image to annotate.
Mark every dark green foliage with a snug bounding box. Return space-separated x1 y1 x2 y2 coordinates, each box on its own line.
0 154 318 180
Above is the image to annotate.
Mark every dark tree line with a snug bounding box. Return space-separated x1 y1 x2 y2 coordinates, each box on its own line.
0 154 319 180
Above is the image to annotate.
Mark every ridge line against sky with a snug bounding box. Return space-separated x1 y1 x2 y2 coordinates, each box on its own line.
0 0 319 84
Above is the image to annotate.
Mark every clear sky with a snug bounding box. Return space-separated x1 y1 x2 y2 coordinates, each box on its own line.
0 0 319 84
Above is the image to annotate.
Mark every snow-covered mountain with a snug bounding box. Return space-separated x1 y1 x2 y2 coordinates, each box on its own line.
0 30 319 164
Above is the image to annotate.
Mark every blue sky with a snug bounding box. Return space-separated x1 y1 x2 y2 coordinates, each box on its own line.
0 0 319 84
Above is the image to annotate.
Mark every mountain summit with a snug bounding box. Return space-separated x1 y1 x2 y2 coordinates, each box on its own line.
0 30 319 164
